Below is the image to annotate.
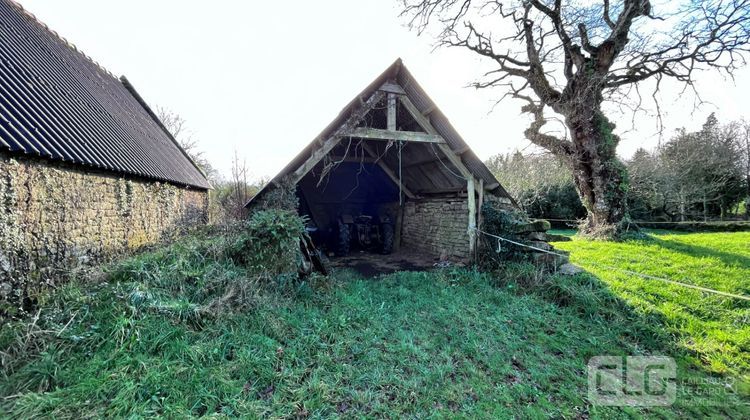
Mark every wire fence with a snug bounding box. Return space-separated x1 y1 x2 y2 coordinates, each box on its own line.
541 218 750 226
471 227 750 302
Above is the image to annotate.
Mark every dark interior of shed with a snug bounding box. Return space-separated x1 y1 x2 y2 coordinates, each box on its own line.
293 96 472 270
297 150 402 257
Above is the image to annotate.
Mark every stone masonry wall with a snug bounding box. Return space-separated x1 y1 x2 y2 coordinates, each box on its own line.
401 198 470 261
0 153 208 311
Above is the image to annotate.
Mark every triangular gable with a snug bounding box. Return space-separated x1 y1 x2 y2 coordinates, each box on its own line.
247 58 514 207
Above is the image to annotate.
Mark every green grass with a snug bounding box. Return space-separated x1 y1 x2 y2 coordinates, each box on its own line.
552 230 750 381
1 230 748 417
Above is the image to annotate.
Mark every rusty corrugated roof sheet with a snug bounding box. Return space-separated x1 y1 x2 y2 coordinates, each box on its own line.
246 58 514 207
0 0 210 189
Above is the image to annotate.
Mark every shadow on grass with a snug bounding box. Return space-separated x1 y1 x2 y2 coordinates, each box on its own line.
640 235 750 269
490 261 749 413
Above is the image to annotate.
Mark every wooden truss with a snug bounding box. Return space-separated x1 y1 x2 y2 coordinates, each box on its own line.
290 82 482 255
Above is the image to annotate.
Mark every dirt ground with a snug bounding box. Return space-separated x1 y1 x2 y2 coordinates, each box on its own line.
330 248 451 277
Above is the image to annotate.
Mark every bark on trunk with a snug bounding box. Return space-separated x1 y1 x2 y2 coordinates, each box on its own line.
565 111 627 238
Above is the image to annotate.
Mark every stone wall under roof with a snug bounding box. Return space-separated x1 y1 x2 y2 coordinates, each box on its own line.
401 198 472 261
0 152 208 314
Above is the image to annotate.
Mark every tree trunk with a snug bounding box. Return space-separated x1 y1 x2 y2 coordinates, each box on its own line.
679 188 686 222
566 111 628 238
703 193 708 222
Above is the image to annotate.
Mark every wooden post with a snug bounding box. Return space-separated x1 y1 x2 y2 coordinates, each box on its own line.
394 205 404 252
387 93 397 131
467 177 477 259
476 179 484 260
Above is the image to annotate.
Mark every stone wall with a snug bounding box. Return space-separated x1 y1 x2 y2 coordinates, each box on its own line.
0 153 208 311
401 198 470 261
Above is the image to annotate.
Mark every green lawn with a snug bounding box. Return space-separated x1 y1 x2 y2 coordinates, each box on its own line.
1 231 748 418
552 230 750 380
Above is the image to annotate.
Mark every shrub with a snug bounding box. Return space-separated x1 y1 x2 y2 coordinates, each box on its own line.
227 209 305 276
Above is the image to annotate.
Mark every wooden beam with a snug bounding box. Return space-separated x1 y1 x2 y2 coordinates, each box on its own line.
476 179 484 261
468 177 477 259
436 144 472 178
387 94 396 131
397 95 437 135
416 186 466 194
291 91 385 184
360 142 416 199
379 82 406 95
345 127 445 144
397 95 473 178
327 155 378 164
422 104 437 116
394 205 404 252
403 154 442 169
400 93 482 262
454 145 471 155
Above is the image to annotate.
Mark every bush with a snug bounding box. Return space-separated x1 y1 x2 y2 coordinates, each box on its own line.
227 210 305 276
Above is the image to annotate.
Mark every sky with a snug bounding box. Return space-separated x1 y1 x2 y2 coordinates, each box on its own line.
17 0 750 181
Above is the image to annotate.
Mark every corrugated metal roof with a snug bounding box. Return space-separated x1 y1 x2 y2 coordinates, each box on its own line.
0 0 210 189
247 58 514 207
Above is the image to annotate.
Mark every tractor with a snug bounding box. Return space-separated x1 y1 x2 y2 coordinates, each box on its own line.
337 212 394 256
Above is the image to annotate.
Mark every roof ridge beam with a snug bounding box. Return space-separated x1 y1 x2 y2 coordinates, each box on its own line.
378 82 406 95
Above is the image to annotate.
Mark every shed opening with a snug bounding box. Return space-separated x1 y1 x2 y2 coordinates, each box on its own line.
298 141 403 259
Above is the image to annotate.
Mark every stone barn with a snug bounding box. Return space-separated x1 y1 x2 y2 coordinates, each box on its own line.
0 0 210 311
247 59 517 267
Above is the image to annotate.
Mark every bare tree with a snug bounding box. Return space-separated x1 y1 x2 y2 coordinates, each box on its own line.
156 106 218 182
401 0 750 237
230 150 251 220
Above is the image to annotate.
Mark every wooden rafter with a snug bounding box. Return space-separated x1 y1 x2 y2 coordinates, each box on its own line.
361 142 416 199
345 127 445 144
327 155 379 164
291 91 385 184
398 93 478 257
397 95 472 178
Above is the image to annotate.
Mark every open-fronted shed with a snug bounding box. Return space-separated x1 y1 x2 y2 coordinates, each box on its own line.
247 59 516 263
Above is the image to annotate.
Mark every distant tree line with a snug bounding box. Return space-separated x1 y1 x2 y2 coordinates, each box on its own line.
487 114 750 224
485 152 586 222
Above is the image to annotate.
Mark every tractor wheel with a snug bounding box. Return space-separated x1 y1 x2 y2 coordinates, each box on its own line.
338 220 351 256
381 222 394 255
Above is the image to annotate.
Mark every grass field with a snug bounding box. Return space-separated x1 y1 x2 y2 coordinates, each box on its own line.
552 230 750 381
1 230 748 417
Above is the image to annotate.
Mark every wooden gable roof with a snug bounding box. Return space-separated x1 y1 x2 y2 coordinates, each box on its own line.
247 59 514 206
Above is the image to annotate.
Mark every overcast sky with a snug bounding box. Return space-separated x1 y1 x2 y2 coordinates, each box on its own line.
18 0 750 181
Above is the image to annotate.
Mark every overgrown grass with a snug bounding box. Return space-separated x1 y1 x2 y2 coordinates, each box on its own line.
1 230 748 417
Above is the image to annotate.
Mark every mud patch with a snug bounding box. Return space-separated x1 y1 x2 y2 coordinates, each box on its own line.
330 249 439 277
